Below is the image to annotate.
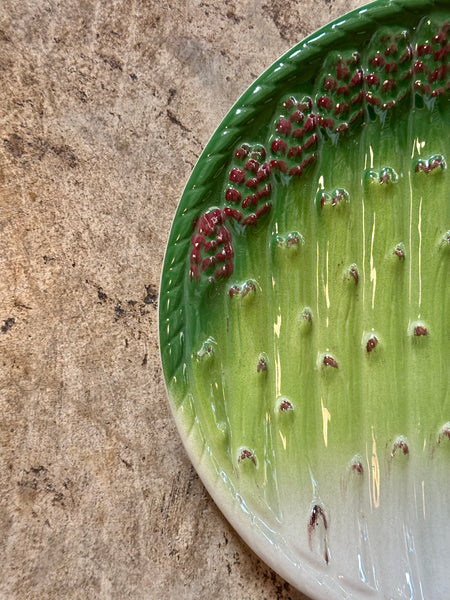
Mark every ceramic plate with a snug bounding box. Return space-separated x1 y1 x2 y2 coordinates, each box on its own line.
159 1 449 598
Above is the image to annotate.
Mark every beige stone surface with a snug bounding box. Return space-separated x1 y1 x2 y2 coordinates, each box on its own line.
0 1 367 598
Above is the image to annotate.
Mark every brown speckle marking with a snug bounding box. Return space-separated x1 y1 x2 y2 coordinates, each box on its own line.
279 399 293 412
414 155 446 173
229 285 240 298
392 438 409 456
286 233 301 247
349 454 364 475
239 449 256 464
229 280 256 299
349 267 359 283
323 355 338 368
308 505 329 564
301 308 312 322
351 461 363 474
197 338 215 361
257 357 267 373
366 335 378 353
414 325 428 337
242 281 256 297
438 423 450 443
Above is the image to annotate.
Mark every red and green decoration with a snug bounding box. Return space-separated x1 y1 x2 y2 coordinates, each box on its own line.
190 18 450 283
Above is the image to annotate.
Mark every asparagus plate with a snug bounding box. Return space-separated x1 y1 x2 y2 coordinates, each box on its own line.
159 1 449 597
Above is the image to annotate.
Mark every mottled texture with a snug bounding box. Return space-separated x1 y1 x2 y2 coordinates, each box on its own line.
0 1 366 598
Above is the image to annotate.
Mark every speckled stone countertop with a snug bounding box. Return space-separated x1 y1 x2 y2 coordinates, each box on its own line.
0 1 367 598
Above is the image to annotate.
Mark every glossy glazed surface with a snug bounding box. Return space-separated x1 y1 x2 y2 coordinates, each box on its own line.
160 1 449 598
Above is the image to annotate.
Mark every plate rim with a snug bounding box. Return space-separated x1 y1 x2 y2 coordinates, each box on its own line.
158 1 448 598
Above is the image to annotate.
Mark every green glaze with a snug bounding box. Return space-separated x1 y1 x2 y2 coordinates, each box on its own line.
159 2 449 598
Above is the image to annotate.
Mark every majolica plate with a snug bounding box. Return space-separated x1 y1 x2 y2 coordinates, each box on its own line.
159 1 449 598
